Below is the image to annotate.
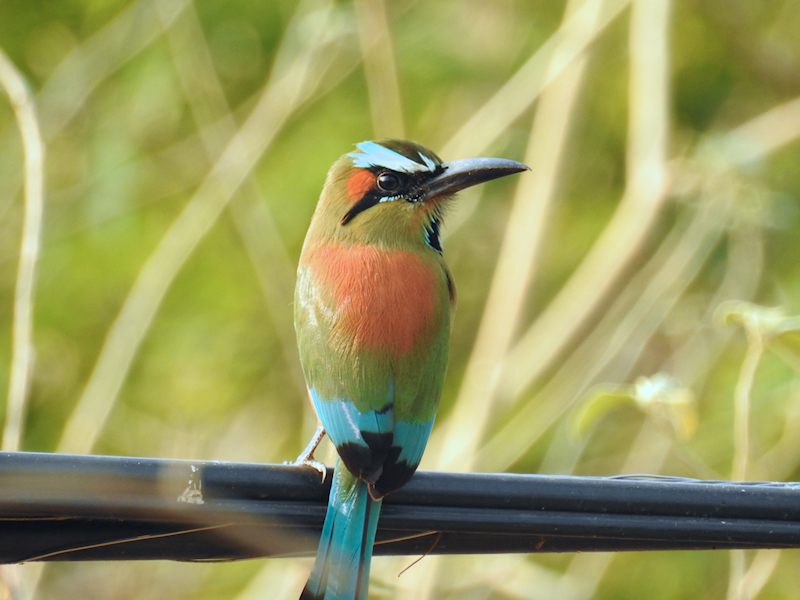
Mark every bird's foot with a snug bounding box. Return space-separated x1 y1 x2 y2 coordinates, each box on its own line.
295 456 327 482
291 425 327 482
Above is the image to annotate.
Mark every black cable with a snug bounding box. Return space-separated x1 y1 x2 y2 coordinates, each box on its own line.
0 451 798 563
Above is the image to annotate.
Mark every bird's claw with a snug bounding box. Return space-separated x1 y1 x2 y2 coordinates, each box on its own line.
293 425 328 482
295 456 327 482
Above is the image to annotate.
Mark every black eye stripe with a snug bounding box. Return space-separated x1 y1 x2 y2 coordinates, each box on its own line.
341 167 443 225
341 190 382 225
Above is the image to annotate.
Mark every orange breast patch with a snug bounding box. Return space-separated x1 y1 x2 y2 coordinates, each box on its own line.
307 245 441 356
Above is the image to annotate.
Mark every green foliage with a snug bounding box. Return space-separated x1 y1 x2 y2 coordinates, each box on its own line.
2 0 800 598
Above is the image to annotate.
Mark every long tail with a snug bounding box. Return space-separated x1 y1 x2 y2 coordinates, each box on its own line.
300 461 382 600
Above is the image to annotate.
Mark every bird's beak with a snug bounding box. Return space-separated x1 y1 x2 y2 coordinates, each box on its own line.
421 157 530 200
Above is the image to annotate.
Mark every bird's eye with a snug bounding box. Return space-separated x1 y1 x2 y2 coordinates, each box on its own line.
376 172 401 193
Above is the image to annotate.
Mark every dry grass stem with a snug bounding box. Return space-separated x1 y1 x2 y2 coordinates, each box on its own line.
403 3 638 596
728 549 746 600
726 96 800 165
473 0 672 471
441 0 631 157
433 0 599 473
353 0 405 138
480 193 727 471
669 225 764 391
740 550 781 600
0 49 45 454
38 0 192 139
58 1 344 454
441 0 631 238
731 318 763 482
159 2 305 393
498 0 672 405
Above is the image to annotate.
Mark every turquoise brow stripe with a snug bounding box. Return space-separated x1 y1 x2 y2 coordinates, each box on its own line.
348 141 435 173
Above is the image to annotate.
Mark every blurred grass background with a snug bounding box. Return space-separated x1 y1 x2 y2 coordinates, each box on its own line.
2 0 800 598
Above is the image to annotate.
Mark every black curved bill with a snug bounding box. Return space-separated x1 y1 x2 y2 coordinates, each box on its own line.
422 157 530 200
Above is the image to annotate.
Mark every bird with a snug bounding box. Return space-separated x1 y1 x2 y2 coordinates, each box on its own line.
294 139 528 600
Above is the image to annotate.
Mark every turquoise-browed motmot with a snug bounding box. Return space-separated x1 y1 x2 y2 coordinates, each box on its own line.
295 139 528 600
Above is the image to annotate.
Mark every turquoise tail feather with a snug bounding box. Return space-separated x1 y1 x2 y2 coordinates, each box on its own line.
300 461 382 600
